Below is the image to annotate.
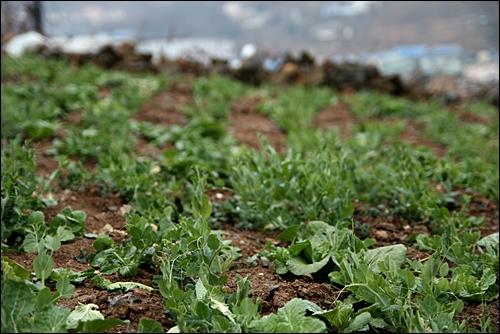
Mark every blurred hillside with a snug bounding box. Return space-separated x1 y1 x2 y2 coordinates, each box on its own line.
34 1 498 55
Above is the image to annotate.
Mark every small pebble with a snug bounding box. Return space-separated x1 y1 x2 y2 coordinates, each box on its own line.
375 230 389 240
267 285 279 292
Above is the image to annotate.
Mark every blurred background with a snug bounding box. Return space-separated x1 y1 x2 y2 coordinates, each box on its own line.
1 1 499 83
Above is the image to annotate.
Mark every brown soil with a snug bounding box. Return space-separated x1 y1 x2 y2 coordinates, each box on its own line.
65 110 84 127
134 136 173 160
312 101 357 139
3 76 499 333
228 95 287 155
458 188 500 237
312 104 448 158
31 138 60 179
131 79 192 126
399 120 448 159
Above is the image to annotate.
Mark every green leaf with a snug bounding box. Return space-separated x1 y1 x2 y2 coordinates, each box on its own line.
364 244 406 273
50 207 87 235
66 303 104 329
120 263 138 278
478 232 499 247
418 295 438 318
369 317 387 329
304 221 332 239
1 279 35 333
479 268 497 293
89 275 112 290
207 234 221 251
76 318 126 333
430 312 454 333
196 279 207 300
32 305 71 333
138 318 164 333
33 252 54 281
93 235 115 251
22 232 39 253
313 301 353 329
100 263 121 275
50 268 95 284
248 313 279 333
399 267 416 289
55 226 75 242
277 225 299 242
275 260 289 274
44 235 61 252
195 300 211 320
210 299 235 323
207 284 225 303
287 255 330 276
36 287 54 311
422 258 439 282
212 314 234 332
157 206 175 231
28 211 45 226
90 275 154 292
56 275 75 299
108 282 155 292
1 257 31 281
248 298 327 333
435 278 449 296
201 195 212 220
232 297 260 329
440 262 449 278
342 312 371 333
288 241 312 257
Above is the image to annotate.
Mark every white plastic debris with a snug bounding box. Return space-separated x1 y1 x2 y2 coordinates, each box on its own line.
51 33 115 54
240 43 257 59
4 31 51 56
229 58 242 70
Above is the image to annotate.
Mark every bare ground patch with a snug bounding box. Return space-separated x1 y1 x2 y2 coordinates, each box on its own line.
313 101 357 138
228 96 287 154
398 120 447 158
132 80 192 126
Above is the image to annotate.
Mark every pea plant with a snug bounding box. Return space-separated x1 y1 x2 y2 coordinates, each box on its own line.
1 53 498 333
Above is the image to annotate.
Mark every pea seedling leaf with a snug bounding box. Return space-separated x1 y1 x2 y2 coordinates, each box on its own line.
36 287 54 312
76 318 126 333
364 244 407 273
277 225 299 242
32 305 71 333
1 279 35 333
138 318 164 333
33 252 54 281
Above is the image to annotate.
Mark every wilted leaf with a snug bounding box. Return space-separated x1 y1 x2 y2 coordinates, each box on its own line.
66 303 104 329
287 255 330 276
